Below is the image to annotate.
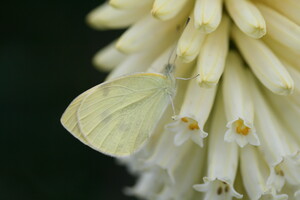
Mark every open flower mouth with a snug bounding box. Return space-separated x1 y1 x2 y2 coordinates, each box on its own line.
181 117 200 131
167 116 207 147
225 116 260 147
234 119 250 136
194 178 243 200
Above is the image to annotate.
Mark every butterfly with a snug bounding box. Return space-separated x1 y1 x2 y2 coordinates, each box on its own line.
61 64 177 157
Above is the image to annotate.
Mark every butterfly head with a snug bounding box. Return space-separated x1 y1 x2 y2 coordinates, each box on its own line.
164 63 175 74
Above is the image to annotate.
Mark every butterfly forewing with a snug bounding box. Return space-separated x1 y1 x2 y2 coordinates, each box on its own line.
77 73 173 157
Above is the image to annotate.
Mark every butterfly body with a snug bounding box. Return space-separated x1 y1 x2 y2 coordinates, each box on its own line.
61 65 176 157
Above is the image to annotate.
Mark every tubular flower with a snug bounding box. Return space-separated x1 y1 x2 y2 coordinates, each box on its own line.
222 51 260 147
80 0 300 199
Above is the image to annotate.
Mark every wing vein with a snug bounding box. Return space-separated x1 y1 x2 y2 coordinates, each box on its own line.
130 91 162 153
80 88 162 117
84 89 161 137
97 91 163 154
81 95 126 136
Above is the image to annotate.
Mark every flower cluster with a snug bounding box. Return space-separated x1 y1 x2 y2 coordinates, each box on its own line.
86 0 300 199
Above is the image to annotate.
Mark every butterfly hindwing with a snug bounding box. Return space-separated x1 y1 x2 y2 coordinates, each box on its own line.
60 86 97 145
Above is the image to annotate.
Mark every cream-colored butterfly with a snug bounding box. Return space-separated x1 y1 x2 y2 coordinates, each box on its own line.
61 64 176 157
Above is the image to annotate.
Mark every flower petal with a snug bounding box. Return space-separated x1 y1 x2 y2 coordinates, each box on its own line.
109 0 152 9
194 94 242 199
87 3 150 29
248 72 300 191
177 16 206 63
196 15 230 87
92 41 126 72
166 76 217 146
232 25 294 95
258 0 300 26
256 3 300 54
222 51 259 147
193 0 223 33
152 0 192 20
116 12 188 53
225 0 266 38
241 145 288 200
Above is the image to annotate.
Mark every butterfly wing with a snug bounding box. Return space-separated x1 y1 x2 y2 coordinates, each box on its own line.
77 73 173 157
60 86 97 145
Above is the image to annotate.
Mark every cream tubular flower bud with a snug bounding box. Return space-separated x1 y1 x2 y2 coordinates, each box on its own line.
193 95 242 200
232 25 294 95
167 76 217 147
256 3 300 54
118 125 166 175
107 50 162 80
156 145 205 200
240 146 288 200
116 11 188 54
193 0 223 33
282 184 300 200
92 41 126 72
86 3 149 29
265 91 300 190
149 52 195 105
125 170 164 199
109 33 179 80
152 0 191 21
222 52 259 147
148 44 195 80
257 0 300 26
268 94 300 144
263 36 300 70
225 0 266 38
109 0 152 9
105 56 143 80
271 155 300 189
148 45 177 73
248 73 300 191
263 65 300 142
283 62 300 108
145 131 194 184
177 17 206 63
197 15 230 87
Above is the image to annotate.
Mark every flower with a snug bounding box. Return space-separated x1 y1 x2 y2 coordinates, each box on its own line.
84 0 300 199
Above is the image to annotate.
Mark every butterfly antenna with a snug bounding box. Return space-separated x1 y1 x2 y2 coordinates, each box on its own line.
167 45 177 66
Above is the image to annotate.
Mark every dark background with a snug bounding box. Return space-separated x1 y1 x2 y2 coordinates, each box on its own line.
0 0 136 199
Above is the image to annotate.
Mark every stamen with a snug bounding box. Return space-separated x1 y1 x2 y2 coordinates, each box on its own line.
181 117 188 123
217 186 223 195
189 123 200 130
235 119 250 136
180 117 200 130
225 185 229 193
275 166 285 177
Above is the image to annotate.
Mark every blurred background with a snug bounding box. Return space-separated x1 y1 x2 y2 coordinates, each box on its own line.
0 0 136 199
